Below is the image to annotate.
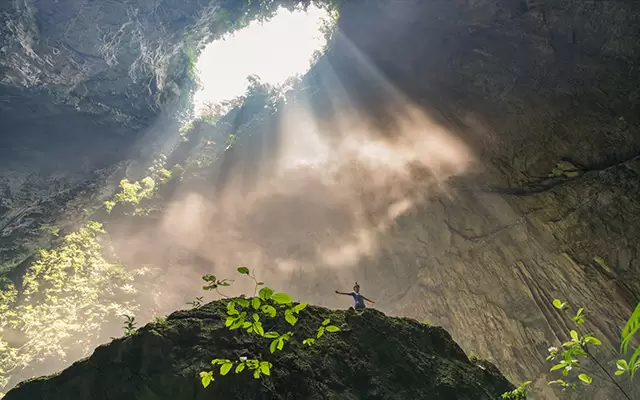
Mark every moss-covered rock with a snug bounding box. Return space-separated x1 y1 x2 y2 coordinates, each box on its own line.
5 301 513 400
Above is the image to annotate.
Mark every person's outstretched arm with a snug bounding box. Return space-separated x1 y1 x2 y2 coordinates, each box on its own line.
335 290 351 296
363 295 375 304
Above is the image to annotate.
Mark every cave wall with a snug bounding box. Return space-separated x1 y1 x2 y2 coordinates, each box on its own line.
1 0 639 398
324 0 640 398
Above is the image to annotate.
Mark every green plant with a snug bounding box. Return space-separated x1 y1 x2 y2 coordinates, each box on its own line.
501 381 531 400
617 303 640 377
39 225 60 237
199 267 341 390
0 222 139 394
546 299 634 398
123 315 137 336
187 296 204 308
202 274 233 298
104 154 175 214
503 299 638 400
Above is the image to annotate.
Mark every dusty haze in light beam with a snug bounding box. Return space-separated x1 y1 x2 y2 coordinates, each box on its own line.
111 30 476 313
146 106 474 307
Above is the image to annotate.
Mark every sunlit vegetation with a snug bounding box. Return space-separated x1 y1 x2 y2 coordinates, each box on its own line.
0 222 148 396
0 3 341 397
502 300 640 399
104 154 181 215
198 268 341 389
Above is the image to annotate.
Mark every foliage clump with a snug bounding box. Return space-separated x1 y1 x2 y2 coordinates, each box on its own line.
504 299 640 400
0 222 143 396
104 154 180 215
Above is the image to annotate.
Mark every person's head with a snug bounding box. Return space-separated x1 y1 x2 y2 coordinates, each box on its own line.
353 282 360 293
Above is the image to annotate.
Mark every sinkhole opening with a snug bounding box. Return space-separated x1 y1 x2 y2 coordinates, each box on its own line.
192 5 335 116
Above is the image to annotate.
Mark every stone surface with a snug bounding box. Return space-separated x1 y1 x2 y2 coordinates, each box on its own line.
0 0 639 399
4 301 513 400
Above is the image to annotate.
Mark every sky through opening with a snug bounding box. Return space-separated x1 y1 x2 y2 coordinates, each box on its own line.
193 6 331 114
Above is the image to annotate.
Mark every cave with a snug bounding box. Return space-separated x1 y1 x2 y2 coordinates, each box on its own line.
1 0 639 399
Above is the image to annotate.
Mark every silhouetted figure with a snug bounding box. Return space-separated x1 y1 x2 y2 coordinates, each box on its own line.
335 282 375 310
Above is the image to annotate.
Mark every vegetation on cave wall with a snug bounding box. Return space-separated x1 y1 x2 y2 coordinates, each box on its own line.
0 5 333 394
0 223 151 395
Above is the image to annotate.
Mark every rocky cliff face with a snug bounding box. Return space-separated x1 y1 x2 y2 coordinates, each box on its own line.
319 2 640 398
1 0 639 399
4 302 513 400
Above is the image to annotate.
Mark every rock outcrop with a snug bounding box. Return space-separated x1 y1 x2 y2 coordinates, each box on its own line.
1 0 639 399
4 302 513 400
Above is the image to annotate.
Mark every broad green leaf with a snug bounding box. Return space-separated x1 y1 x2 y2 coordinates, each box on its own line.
615 370 626 376
578 373 592 384
200 371 213 388
317 326 325 338
272 292 292 304
277 339 284 350
237 299 250 308
259 287 274 301
252 297 261 310
322 318 330 326
270 339 278 353
326 325 340 333
235 363 246 373
617 359 629 370
227 307 239 316
264 331 279 339
303 338 315 346
548 379 565 385
550 362 566 372
293 303 308 313
237 267 250 275
570 330 579 341
261 304 277 318
583 336 601 345
253 313 259 322
225 317 234 327
220 362 232 376
575 308 583 317
552 299 564 309
285 311 298 326
242 321 252 329
255 322 265 336
260 361 271 376
253 370 260 379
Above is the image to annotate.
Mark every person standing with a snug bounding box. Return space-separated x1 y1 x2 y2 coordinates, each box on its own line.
335 282 375 310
